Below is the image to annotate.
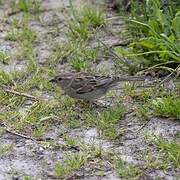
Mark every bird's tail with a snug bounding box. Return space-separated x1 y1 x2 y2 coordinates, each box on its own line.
116 76 145 81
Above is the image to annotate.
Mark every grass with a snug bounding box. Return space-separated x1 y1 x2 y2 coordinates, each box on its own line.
0 93 75 138
55 143 106 178
0 51 10 64
23 176 33 180
70 45 99 71
0 70 14 85
142 152 169 170
112 155 142 179
67 4 105 41
152 96 180 119
85 105 126 140
7 168 33 180
0 0 179 179
0 60 80 138
4 17 38 65
150 135 180 168
63 135 80 147
0 128 6 137
0 144 14 157
55 163 69 178
123 82 136 96
0 64 74 138
136 105 151 120
50 42 74 64
81 6 105 28
135 89 180 120
11 0 41 14
0 18 46 128
49 5 105 71
55 152 88 178
6 26 37 43
68 21 91 41
50 40 99 71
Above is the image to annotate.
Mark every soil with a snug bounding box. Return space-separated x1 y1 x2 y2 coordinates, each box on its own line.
0 0 179 179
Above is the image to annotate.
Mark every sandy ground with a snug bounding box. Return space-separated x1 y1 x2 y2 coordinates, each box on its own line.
0 0 179 179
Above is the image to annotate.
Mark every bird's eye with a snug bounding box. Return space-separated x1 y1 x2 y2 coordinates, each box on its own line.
58 77 62 81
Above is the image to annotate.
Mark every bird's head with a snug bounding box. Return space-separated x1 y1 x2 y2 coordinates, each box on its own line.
50 73 74 88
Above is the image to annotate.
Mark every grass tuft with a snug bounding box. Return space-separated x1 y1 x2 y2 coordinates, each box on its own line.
0 51 10 64
85 105 125 140
81 7 105 28
55 152 88 178
152 96 180 119
67 5 105 41
151 136 180 168
6 26 37 43
0 144 14 157
112 155 142 179
12 0 41 14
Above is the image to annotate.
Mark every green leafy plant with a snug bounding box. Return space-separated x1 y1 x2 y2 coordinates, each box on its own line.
115 0 180 71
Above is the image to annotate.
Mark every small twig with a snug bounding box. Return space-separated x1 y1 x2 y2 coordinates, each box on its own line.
1 122 53 141
148 64 180 98
98 39 132 66
137 61 177 75
2 88 39 101
1 122 35 141
156 64 180 88
6 129 35 140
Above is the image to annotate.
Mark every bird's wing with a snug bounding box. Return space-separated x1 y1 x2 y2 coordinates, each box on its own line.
93 75 115 87
71 75 115 94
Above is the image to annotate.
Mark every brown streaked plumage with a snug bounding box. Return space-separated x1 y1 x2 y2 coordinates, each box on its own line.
50 72 144 101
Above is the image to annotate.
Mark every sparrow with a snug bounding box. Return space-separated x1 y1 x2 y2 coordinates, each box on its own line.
50 72 144 101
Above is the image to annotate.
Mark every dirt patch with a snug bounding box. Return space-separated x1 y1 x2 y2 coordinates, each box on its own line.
0 0 179 179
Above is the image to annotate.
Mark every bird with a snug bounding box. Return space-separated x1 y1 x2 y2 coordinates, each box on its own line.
50 72 144 101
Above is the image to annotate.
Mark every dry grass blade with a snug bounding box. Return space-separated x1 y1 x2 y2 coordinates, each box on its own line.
98 39 132 71
0 122 35 141
156 64 180 87
1 87 39 101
